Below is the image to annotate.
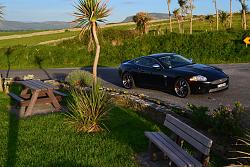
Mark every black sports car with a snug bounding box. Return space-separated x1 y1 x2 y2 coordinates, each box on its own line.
118 53 229 98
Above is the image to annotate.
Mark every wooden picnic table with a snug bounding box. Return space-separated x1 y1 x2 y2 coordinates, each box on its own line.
9 80 65 117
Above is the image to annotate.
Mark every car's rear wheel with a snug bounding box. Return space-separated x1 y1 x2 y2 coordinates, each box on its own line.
122 73 135 89
174 78 190 98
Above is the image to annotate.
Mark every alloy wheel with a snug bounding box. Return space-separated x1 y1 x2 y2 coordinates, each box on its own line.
174 78 190 98
122 73 134 89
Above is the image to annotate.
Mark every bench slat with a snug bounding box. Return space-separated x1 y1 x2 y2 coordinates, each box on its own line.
26 80 51 90
53 90 67 97
157 132 202 167
146 131 202 167
29 80 58 89
165 114 213 148
8 93 24 102
164 120 211 155
145 132 189 167
16 81 43 90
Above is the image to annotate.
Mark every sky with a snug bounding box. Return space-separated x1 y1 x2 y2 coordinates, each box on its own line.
1 0 248 23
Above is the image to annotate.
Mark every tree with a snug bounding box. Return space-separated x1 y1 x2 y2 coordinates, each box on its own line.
219 10 230 28
73 0 111 85
229 0 233 28
167 0 173 32
205 15 215 31
213 0 219 31
189 0 193 34
178 0 187 33
173 9 182 33
239 0 248 30
133 12 151 34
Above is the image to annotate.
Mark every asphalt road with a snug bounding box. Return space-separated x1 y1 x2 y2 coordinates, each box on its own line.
0 63 250 110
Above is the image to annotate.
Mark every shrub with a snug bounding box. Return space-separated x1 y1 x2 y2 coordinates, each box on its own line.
65 86 112 133
65 70 100 87
189 102 245 137
212 102 245 136
188 104 211 130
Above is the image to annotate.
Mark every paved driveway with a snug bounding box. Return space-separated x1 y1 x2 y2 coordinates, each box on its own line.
0 63 249 110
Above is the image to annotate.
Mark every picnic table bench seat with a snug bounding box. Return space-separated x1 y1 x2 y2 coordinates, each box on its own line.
145 114 213 167
8 92 25 102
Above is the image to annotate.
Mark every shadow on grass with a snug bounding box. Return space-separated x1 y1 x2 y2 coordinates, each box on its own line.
106 106 161 153
5 47 14 78
5 110 20 167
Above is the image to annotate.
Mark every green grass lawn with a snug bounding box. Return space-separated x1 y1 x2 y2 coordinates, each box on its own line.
0 92 225 166
0 92 160 167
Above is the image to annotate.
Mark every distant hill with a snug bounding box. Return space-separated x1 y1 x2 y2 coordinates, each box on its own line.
0 20 76 31
122 13 171 23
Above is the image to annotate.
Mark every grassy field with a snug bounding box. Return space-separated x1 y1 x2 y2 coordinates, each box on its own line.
0 92 225 166
0 13 249 48
0 30 46 36
0 31 79 48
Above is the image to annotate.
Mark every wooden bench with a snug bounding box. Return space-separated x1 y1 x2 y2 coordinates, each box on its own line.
145 114 213 167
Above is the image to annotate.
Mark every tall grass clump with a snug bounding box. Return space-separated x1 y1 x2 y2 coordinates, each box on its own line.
65 86 112 133
65 70 100 87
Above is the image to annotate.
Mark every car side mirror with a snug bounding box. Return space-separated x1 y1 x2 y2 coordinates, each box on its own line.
189 58 193 63
152 64 161 69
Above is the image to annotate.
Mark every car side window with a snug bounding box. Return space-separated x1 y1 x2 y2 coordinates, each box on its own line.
135 57 158 68
159 56 172 67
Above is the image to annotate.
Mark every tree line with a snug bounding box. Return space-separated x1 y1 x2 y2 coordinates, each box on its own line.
133 0 248 34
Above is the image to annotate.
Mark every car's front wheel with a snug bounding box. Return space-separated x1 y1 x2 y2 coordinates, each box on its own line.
122 73 135 89
174 78 191 98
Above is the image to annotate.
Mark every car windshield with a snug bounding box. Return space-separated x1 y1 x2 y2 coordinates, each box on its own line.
158 54 193 68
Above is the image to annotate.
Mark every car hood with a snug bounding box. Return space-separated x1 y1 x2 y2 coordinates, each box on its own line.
174 64 228 81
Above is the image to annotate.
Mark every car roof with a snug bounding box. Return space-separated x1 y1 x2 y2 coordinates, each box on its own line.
148 53 176 59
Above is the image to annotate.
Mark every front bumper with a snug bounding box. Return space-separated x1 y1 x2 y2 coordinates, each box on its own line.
190 77 229 94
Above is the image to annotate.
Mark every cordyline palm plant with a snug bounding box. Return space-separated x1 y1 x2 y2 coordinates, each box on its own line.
213 0 219 31
65 86 112 133
173 9 182 33
166 0 173 32
219 10 229 28
239 0 248 30
205 15 215 31
229 0 233 28
188 0 194 34
73 0 111 85
133 12 151 34
177 0 187 33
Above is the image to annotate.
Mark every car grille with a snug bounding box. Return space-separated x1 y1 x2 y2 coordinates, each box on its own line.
211 78 228 85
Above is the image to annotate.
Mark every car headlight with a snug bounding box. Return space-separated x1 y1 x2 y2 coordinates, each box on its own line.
189 75 207 82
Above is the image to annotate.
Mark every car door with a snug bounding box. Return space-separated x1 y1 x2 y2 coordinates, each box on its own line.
146 58 166 88
135 57 165 87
